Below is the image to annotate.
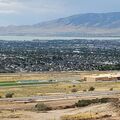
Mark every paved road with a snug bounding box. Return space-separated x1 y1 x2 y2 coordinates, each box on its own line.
0 90 120 103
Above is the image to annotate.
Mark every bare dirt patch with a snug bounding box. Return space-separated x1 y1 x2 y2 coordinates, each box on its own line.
0 103 119 120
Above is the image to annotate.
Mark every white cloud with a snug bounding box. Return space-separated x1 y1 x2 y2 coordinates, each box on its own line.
0 0 26 14
0 0 68 25
0 0 65 15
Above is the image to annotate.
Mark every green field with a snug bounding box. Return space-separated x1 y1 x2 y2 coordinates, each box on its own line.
0 80 57 87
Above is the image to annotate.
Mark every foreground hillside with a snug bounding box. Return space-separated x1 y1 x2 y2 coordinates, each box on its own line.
0 98 120 120
0 71 120 120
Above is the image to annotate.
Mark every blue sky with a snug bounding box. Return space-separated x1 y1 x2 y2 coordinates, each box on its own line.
0 0 120 26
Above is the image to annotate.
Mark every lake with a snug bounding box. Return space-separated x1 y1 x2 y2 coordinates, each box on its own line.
0 36 120 41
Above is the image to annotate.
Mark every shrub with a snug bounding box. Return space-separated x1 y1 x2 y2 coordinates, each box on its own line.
83 89 87 92
73 85 76 87
88 87 95 91
100 98 110 103
63 104 75 109
92 98 99 103
34 103 51 111
71 88 77 93
75 99 91 107
75 98 112 107
110 88 113 91
5 92 14 98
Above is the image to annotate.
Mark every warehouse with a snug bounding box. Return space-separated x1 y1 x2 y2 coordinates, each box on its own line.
84 73 120 82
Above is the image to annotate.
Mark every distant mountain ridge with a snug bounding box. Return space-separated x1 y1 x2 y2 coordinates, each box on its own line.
1 12 120 36
34 12 120 28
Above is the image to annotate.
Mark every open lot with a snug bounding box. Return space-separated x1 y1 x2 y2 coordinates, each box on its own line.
0 71 120 97
0 81 120 97
0 71 118 82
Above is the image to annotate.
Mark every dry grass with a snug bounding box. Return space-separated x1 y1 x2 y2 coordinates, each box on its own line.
0 71 82 82
61 113 98 120
0 71 118 82
0 101 119 120
0 81 120 97
0 71 120 98
0 110 23 119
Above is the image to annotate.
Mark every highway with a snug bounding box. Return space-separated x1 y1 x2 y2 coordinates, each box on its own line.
0 90 120 103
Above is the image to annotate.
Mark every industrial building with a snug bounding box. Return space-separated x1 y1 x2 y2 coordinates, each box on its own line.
83 73 120 82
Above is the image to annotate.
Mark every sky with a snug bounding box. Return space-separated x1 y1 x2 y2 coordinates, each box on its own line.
0 0 120 26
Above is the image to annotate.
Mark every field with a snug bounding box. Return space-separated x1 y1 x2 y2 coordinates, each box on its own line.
0 82 120 97
0 71 120 97
0 71 82 81
0 71 117 82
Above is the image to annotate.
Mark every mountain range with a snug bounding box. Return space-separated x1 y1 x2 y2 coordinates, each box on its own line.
1 12 120 36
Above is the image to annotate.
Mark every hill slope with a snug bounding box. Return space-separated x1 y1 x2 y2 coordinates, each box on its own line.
35 12 120 28
1 12 120 36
